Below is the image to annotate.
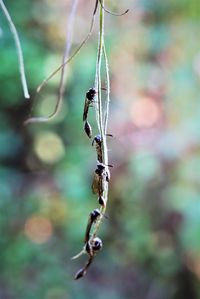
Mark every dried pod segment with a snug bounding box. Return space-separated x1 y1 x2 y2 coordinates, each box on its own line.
74 256 93 280
74 237 103 280
85 237 103 257
91 237 103 253
84 209 101 243
83 88 97 121
92 135 103 162
92 162 110 196
98 196 106 207
84 120 92 138
74 0 116 280
92 134 113 163
74 268 86 280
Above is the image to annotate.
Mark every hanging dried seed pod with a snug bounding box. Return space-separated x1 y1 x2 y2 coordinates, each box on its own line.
74 268 86 280
83 88 97 121
92 162 111 196
92 134 113 163
74 256 93 280
85 237 103 257
90 237 103 253
74 237 103 280
84 120 92 138
91 163 106 196
84 209 101 243
92 134 103 162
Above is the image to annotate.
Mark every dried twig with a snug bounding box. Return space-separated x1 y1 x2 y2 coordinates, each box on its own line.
25 0 99 125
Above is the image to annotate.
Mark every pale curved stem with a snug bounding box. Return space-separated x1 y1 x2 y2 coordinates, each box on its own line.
94 1 104 137
103 43 110 136
99 0 129 16
0 0 30 99
25 0 98 125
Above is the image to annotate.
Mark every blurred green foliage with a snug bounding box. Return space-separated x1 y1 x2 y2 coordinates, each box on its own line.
1 0 200 298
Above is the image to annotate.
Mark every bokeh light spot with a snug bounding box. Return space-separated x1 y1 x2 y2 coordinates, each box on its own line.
131 96 160 128
24 215 53 244
34 132 65 164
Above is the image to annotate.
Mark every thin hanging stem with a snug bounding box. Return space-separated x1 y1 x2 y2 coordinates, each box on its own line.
74 1 127 278
73 1 109 264
91 0 109 240
94 2 104 138
103 43 110 137
0 0 30 99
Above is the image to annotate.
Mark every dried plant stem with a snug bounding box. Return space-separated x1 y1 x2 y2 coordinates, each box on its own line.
25 0 98 125
72 1 110 267
25 0 79 124
75 0 129 278
103 43 110 137
49 0 79 121
94 2 104 137
55 0 79 120
0 0 30 99
90 0 129 254
99 0 129 16
36 12 96 94
36 1 98 94
92 0 110 238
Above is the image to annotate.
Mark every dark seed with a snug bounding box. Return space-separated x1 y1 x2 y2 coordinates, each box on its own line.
96 163 105 172
91 237 103 252
98 196 106 207
91 209 101 222
84 121 92 138
86 88 96 101
92 134 101 146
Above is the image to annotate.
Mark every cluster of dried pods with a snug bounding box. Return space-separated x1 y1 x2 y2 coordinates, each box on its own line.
73 88 112 280
73 1 129 280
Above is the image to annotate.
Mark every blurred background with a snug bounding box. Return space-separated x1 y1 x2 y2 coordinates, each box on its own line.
1 0 200 298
